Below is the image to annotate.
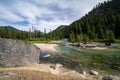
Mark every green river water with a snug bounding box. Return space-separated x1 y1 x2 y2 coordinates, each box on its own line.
55 44 120 75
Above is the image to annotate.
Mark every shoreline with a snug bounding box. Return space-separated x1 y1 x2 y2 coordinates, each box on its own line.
34 43 59 54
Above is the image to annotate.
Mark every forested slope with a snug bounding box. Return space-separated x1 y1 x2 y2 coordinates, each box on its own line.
0 26 43 40
49 0 120 42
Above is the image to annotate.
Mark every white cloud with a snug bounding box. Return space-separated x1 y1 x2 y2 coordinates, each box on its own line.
0 5 23 23
38 18 70 32
0 0 107 32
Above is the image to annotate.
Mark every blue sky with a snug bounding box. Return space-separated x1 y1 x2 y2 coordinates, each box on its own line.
0 0 107 32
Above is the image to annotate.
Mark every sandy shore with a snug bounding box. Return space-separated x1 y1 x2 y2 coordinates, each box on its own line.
91 47 108 50
34 43 59 53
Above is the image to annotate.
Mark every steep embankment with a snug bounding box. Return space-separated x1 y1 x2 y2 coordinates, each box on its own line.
0 38 40 66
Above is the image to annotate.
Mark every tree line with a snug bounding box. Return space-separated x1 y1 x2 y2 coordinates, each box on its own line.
0 26 43 40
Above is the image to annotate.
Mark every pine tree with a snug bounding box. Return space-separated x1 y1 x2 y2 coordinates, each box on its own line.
105 30 114 45
97 23 105 39
83 34 89 44
70 31 76 42
77 34 83 43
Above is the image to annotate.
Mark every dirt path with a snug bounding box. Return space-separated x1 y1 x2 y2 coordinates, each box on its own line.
0 64 66 75
0 64 56 73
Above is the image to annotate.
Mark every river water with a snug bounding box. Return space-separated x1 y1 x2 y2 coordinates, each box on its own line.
57 44 120 75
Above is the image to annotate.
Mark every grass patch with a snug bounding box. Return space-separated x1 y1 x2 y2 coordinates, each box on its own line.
115 39 120 43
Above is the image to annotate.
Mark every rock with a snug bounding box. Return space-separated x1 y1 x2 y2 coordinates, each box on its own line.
61 70 86 78
55 63 63 69
89 70 99 76
79 64 82 67
103 75 120 80
0 38 40 66
117 66 120 71
43 54 51 58
102 76 113 80
82 71 86 76
50 63 63 70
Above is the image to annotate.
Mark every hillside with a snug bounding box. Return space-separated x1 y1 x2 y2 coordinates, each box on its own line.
48 25 68 39
49 0 120 42
0 26 43 40
0 26 20 39
88 0 120 17
0 26 20 32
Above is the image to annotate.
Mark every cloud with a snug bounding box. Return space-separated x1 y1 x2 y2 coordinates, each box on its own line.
0 0 106 32
0 5 24 23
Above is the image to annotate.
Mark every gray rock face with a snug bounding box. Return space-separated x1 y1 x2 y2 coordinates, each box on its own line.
0 38 40 66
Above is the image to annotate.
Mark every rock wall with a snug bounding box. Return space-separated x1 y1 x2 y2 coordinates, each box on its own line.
0 38 40 66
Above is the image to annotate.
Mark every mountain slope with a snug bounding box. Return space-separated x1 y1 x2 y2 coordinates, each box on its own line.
48 25 68 39
0 26 21 39
0 26 20 31
88 0 120 17
0 26 43 40
50 0 120 42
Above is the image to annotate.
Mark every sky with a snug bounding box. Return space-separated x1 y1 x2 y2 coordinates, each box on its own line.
0 0 107 32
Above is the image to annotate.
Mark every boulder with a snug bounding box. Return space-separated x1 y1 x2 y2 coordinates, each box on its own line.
117 66 120 71
55 63 63 69
82 71 86 76
103 75 120 80
0 38 40 66
89 70 99 76
102 76 113 80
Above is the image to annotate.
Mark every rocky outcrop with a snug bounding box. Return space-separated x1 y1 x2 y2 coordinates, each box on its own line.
0 38 40 66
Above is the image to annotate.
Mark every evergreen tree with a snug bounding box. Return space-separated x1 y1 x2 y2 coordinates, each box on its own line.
77 34 83 43
69 31 76 42
83 34 89 44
